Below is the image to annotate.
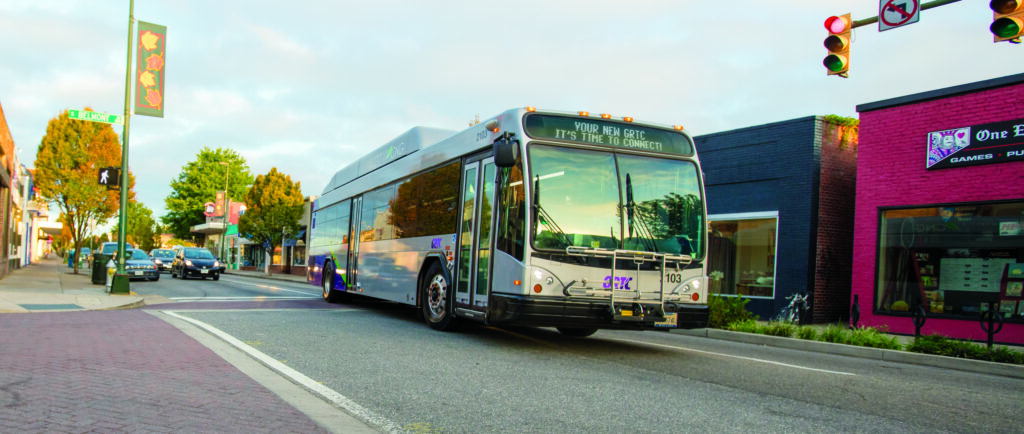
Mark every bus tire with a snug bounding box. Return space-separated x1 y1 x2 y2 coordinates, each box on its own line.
322 262 343 303
556 327 598 338
421 261 455 331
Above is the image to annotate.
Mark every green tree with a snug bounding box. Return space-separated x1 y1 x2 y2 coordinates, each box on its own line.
126 201 158 251
34 109 132 274
238 168 304 275
163 148 252 241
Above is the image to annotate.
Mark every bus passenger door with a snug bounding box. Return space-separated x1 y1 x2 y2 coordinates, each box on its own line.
456 158 496 310
347 197 362 292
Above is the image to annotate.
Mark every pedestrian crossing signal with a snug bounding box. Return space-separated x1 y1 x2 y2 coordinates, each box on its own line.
98 167 120 189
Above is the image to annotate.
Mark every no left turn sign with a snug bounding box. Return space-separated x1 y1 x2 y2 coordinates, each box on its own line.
879 0 920 31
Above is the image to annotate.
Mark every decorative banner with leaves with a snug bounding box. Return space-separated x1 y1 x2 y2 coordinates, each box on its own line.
135 20 167 118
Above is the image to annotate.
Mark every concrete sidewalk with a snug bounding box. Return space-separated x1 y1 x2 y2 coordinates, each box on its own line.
0 257 144 313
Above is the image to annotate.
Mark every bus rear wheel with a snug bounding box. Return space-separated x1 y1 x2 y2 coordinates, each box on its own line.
422 262 455 331
556 327 598 338
322 262 343 303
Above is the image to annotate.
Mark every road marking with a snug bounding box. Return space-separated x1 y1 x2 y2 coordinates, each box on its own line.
162 311 407 433
604 337 857 376
169 296 321 302
218 277 320 296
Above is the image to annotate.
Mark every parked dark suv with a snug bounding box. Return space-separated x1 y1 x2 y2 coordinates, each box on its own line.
171 247 221 280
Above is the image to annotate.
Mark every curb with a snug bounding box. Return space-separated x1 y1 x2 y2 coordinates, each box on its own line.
674 328 1024 379
99 297 148 311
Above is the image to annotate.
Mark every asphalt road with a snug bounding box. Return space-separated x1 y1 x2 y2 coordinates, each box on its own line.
130 271 323 302
139 277 1023 434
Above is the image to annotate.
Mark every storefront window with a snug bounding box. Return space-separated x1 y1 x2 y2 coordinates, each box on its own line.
708 214 778 298
876 201 1024 322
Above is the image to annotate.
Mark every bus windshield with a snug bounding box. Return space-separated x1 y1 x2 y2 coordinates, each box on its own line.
529 144 704 258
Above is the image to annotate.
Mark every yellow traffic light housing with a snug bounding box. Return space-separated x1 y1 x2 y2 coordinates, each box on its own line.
823 14 852 77
991 0 1024 43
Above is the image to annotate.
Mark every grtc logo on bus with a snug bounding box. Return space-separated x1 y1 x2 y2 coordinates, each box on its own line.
603 276 632 290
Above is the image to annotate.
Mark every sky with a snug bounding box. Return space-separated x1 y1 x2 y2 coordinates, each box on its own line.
1 0 1021 230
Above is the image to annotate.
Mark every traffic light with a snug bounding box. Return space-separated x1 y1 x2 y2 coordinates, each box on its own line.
990 0 1024 43
823 14 852 77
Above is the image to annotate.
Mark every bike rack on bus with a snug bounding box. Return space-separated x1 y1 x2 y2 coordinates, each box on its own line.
564 247 692 324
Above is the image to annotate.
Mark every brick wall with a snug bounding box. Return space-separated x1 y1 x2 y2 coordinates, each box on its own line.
697 116 856 321
812 120 858 323
853 77 1024 342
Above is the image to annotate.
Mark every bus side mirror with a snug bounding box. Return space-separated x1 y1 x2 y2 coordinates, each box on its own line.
493 132 519 168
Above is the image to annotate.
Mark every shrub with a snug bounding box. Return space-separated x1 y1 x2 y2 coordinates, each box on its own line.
819 324 846 344
844 327 901 350
906 334 1024 364
726 319 761 334
762 322 796 338
988 346 1024 364
796 326 818 341
708 295 757 329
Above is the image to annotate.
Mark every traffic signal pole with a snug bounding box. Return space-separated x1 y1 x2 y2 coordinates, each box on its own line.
850 0 962 29
111 0 134 295
824 0 963 78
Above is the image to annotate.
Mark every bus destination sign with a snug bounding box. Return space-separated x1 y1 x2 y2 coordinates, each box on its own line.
524 114 693 156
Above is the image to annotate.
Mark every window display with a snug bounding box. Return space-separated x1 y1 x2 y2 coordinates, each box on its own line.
876 201 1024 321
708 215 778 298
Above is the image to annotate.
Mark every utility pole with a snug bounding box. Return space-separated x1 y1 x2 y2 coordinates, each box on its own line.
220 161 230 265
110 0 134 294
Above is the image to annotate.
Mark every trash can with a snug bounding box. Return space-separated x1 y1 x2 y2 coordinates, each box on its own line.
91 253 111 284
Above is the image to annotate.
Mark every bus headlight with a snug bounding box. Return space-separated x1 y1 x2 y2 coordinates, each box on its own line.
529 266 564 295
669 276 707 303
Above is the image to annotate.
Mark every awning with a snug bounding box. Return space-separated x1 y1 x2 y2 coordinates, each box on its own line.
36 221 63 237
284 229 305 247
190 222 226 235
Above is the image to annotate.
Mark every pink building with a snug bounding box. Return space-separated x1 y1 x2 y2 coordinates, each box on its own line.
853 73 1024 344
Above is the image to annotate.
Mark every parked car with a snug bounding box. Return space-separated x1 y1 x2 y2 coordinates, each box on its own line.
171 247 222 280
116 249 160 281
89 241 136 265
149 248 176 273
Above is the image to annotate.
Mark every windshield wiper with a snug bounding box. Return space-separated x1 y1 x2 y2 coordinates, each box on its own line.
533 175 573 249
625 173 658 252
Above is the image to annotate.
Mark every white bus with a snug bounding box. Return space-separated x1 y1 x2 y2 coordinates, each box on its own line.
308 107 709 336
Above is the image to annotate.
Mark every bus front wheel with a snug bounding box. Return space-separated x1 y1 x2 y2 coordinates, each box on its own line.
322 262 343 303
422 262 455 331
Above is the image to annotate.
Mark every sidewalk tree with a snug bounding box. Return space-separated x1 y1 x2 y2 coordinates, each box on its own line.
126 201 159 251
55 214 74 257
238 167 304 275
34 109 135 274
163 147 252 241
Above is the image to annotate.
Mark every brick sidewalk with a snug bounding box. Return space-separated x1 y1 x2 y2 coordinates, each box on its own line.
0 310 329 432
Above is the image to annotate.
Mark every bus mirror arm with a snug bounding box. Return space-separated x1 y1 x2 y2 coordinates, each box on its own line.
493 131 519 168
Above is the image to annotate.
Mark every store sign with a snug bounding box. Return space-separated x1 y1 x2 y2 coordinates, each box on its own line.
926 117 1024 170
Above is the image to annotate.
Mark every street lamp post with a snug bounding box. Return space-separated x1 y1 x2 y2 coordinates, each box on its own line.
219 161 229 267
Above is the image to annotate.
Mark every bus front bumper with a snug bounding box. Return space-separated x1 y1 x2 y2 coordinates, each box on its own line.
487 294 709 330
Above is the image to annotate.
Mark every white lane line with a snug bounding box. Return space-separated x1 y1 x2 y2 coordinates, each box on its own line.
604 337 857 376
170 296 321 302
163 311 406 433
219 277 320 296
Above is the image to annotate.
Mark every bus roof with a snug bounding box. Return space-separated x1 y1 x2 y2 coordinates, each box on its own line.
322 126 456 195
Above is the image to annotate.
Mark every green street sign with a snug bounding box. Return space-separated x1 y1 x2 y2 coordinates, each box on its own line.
68 109 123 125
